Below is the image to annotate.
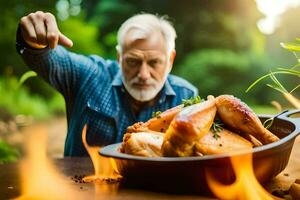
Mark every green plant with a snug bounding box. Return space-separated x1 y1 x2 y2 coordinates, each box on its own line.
0 139 19 163
246 38 300 108
0 75 65 119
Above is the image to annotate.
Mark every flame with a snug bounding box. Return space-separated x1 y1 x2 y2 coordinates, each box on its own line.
14 124 122 199
81 125 121 184
15 126 84 200
206 151 277 200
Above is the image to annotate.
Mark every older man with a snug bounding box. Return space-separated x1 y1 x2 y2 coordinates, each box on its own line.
16 11 198 156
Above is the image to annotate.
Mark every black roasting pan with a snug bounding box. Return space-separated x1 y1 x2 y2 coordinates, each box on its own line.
100 110 300 194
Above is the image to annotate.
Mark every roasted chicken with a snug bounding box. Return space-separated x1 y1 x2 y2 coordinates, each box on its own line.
120 94 280 157
194 129 253 155
146 104 184 132
125 105 183 134
120 131 164 157
161 97 217 157
119 105 183 156
215 95 279 144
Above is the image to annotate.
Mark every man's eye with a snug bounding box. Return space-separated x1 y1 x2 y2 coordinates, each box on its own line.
148 59 159 67
126 59 140 66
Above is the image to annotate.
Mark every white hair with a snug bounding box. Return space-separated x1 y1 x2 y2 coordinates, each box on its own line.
116 13 177 55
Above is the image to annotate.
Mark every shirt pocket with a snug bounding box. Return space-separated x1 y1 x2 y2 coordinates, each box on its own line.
85 106 117 146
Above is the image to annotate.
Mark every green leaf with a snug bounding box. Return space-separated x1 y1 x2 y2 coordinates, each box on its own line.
266 84 286 94
181 96 202 107
290 84 300 94
291 62 300 69
18 71 37 87
152 111 162 118
280 42 300 51
269 72 288 93
210 122 223 140
246 73 271 93
246 70 300 93
276 68 300 76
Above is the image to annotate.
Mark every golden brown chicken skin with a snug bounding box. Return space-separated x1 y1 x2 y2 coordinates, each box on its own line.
120 131 164 157
215 95 279 144
194 128 253 155
125 105 183 134
120 105 184 157
161 98 217 157
146 104 184 133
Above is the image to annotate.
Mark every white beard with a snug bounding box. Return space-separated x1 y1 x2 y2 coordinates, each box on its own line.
122 73 168 102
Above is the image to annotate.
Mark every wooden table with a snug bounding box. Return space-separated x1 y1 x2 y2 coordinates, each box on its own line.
1 136 299 200
0 157 214 200
266 135 300 198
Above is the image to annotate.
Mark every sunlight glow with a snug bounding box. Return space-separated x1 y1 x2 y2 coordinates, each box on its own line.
255 0 300 34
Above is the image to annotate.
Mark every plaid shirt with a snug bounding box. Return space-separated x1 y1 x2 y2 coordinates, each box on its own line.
17 39 198 156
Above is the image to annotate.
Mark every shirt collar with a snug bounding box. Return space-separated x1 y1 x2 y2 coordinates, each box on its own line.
111 70 176 98
163 78 176 96
111 70 123 87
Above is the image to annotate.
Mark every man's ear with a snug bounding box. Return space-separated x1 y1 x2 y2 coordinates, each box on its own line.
117 52 121 63
168 50 176 72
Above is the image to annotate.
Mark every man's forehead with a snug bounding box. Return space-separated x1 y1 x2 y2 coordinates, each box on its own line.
122 31 167 55
123 50 165 59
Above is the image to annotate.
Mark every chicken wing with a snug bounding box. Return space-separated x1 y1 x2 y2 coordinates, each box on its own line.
215 95 279 144
161 98 217 157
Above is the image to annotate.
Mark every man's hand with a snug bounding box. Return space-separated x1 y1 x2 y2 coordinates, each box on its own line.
19 11 73 49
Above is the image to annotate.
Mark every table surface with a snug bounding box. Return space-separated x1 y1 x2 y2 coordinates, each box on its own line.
1 136 299 200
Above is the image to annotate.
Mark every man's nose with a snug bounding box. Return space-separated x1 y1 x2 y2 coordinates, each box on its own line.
138 62 151 81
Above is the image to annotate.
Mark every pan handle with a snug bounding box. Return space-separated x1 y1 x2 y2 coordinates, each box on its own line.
276 109 300 124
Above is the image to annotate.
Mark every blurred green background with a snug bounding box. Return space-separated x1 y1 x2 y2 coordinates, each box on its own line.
1 0 299 162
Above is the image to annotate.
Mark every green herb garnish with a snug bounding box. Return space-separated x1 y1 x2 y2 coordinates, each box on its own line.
210 122 223 140
181 96 202 107
152 111 162 118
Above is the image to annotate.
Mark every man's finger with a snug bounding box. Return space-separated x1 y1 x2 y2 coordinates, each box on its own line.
44 15 59 49
58 32 73 48
30 13 47 46
20 17 37 44
33 21 47 46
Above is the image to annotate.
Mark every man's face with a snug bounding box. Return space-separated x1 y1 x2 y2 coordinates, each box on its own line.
119 32 175 102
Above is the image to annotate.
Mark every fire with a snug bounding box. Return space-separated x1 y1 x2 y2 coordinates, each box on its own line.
15 126 84 200
15 124 121 199
206 151 277 200
81 125 122 184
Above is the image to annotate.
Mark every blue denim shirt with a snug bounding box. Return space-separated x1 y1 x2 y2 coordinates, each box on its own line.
17 40 198 156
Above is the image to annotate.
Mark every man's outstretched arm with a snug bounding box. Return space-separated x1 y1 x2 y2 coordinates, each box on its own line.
19 11 73 49
16 11 101 101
